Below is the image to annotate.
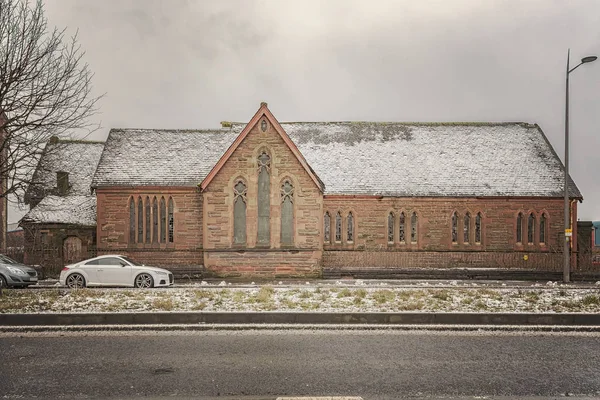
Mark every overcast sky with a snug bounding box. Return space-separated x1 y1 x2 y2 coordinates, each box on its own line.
13 0 599 222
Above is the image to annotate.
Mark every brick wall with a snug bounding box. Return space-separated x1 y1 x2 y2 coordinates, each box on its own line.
96 187 203 274
202 115 322 276
322 196 573 271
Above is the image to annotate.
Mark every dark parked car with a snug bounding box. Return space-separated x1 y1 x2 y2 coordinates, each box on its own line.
0 254 38 288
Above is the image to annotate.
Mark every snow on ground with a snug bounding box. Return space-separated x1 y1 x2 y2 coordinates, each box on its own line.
1 285 600 314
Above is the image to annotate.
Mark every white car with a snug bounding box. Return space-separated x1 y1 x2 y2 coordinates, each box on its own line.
59 255 174 288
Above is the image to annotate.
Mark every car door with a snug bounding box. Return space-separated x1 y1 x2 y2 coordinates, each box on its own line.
97 257 133 286
81 259 101 285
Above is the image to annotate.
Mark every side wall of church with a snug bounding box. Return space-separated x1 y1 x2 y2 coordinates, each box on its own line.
96 187 203 275
323 196 576 272
202 117 323 277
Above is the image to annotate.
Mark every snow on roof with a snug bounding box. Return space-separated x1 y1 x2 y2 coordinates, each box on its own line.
21 195 96 226
91 122 581 198
26 140 105 203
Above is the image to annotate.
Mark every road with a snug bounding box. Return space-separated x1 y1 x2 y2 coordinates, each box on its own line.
1 329 600 399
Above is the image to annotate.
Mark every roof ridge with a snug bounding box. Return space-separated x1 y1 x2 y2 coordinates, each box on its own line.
51 139 105 144
110 128 228 133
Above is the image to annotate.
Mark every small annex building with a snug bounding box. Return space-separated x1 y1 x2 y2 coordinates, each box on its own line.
89 103 585 278
21 137 104 275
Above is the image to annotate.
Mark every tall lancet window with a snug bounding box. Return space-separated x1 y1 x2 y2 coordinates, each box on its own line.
257 152 271 245
335 212 342 242
347 212 354 242
280 180 294 246
129 197 135 243
399 212 405 243
233 181 247 245
137 197 143 243
451 212 458 244
464 212 471 244
152 197 158 243
540 213 547 244
388 212 395 243
411 212 418 243
160 197 166 243
145 196 151 243
324 212 331 243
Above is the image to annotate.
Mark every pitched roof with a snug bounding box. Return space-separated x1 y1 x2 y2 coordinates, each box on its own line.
91 121 581 198
26 140 105 203
21 195 96 226
200 103 324 192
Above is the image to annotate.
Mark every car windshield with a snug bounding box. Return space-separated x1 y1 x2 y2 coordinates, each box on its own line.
121 256 143 266
0 254 18 264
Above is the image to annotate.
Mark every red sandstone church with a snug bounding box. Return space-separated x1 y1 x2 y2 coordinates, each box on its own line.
23 103 588 278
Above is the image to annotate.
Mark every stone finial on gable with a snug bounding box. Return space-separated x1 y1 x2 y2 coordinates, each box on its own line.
260 102 268 108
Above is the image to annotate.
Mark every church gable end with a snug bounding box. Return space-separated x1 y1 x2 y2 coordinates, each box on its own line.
201 104 322 277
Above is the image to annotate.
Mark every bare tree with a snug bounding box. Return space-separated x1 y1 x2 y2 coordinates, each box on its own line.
0 0 101 203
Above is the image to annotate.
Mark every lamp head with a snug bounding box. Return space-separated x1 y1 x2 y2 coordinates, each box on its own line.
581 56 598 63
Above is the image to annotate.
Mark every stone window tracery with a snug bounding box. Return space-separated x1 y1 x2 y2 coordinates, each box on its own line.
540 213 546 244
257 152 271 246
528 213 535 244
280 180 294 246
399 212 405 243
233 180 247 245
152 197 158 243
324 212 331 243
516 212 523 244
464 212 471 244
137 197 143 243
145 196 151 243
388 212 394 243
168 197 174 243
335 212 342 242
411 212 417 243
129 197 135 244
160 197 166 243
475 212 482 244
347 212 354 242
452 212 458 244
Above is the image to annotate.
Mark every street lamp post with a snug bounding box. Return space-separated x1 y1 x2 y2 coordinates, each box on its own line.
564 49 597 283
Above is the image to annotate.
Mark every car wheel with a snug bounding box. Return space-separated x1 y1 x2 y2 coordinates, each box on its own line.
134 273 153 288
66 273 86 289
0 274 7 289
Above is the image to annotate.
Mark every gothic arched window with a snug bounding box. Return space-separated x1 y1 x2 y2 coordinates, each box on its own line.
335 212 342 242
475 212 482 244
168 197 174 243
451 212 458 244
399 212 405 243
347 212 354 242
540 213 547 244
411 212 418 243
388 212 395 243
324 212 331 244
257 152 271 245
145 196 151 243
129 197 135 243
160 197 166 243
152 197 158 243
137 197 143 243
233 181 247 245
464 212 471 244
528 213 535 244
516 212 523 244
280 180 294 246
